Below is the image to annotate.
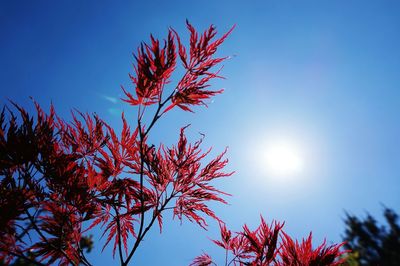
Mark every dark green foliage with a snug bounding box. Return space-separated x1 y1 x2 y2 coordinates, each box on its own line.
80 235 94 254
343 207 400 266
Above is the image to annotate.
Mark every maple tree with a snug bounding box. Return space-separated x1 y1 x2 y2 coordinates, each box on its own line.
0 21 347 265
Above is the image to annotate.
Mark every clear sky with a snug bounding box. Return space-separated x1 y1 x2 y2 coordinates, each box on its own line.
1 1 400 265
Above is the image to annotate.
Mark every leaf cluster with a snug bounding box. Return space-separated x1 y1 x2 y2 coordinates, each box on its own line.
0 22 233 266
191 217 346 266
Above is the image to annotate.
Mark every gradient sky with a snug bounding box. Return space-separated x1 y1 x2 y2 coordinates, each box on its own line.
1 1 400 265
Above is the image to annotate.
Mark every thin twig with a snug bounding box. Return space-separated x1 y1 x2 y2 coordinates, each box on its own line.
25 211 77 266
114 206 125 265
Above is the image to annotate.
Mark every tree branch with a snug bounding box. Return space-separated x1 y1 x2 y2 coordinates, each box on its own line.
25 211 78 266
0 249 45 266
114 206 125 265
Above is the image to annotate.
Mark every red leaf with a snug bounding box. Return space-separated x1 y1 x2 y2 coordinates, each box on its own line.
190 253 213 266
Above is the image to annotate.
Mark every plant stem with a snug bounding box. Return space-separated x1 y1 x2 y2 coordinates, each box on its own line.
25 211 77 266
114 207 125 265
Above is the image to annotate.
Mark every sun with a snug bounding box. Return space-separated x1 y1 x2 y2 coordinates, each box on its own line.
261 139 304 178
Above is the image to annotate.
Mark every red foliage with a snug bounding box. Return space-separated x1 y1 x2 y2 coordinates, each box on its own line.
0 22 347 266
192 216 347 266
0 22 233 266
278 232 346 266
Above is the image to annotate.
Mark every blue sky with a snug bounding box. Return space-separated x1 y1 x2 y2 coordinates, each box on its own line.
1 1 400 265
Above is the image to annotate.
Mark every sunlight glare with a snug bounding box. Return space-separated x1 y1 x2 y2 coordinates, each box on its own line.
261 139 304 178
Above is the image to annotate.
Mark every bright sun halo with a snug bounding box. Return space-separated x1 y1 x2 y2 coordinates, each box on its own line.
261 139 304 177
